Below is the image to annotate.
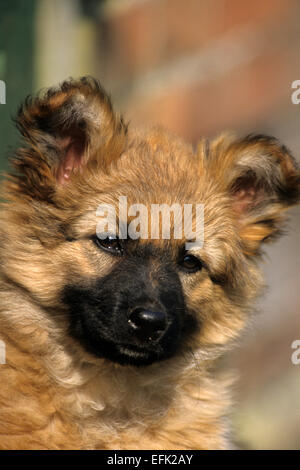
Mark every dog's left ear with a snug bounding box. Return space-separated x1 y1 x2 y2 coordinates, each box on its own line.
11 77 127 199
211 134 300 254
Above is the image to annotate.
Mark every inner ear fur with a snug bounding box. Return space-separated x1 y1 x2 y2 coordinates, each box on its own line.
10 76 127 198
209 134 300 253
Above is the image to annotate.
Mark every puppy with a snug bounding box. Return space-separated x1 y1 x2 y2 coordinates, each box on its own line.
0 77 299 449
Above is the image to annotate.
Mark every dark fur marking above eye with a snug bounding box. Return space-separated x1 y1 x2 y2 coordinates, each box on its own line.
210 274 227 286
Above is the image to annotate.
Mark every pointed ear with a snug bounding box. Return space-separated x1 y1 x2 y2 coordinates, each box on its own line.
211 134 300 254
11 77 127 199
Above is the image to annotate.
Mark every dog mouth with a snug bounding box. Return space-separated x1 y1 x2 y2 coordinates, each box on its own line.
78 330 180 367
115 343 167 366
69 314 181 366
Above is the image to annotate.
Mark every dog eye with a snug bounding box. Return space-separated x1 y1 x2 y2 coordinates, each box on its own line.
93 235 123 256
179 254 203 273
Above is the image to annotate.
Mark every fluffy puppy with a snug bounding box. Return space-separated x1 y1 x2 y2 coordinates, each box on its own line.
0 77 299 449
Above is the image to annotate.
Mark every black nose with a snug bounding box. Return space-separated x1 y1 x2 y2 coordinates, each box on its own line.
128 308 167 340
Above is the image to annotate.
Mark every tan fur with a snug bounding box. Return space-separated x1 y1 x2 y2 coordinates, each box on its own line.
0 78 299 449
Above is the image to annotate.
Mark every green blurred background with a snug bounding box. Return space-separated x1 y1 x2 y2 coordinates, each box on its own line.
0 0 300 449
0 0 35 171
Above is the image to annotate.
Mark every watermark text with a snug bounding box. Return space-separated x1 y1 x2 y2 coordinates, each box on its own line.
291 340 300 365
96 196 204 250
0 340 6 364
0 80 6 104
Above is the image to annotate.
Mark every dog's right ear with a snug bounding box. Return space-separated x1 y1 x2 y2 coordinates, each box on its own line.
208 133 300 254
11 77 127 199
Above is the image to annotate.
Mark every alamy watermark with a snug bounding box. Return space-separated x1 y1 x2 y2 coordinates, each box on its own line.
291 80 300 105
0 80 6 104
96 196 204 250
291 340 300 365
0 340 6 364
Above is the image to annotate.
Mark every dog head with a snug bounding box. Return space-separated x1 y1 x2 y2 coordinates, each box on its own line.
1 77 299 367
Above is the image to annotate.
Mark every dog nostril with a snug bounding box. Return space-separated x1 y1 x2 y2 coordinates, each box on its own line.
128 308 167 338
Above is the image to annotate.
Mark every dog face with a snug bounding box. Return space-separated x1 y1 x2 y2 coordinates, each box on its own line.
1 77 299 367
63 243 192 366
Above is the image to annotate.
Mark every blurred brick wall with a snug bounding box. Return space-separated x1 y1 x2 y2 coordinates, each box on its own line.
96 0 300 449
97 0 300 141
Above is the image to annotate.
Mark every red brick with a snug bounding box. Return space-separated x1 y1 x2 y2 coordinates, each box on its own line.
123 52 293 141
99 0 293 82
